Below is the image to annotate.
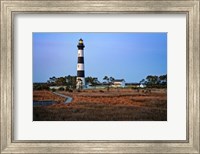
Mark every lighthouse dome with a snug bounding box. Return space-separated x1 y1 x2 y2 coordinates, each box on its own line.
79 38 83 43
77 38 85 49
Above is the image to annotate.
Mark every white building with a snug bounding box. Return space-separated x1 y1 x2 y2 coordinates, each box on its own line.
112 79 125 88
139 84 146 88
49 86 67 90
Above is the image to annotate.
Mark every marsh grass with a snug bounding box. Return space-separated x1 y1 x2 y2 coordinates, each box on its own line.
33 89 167 121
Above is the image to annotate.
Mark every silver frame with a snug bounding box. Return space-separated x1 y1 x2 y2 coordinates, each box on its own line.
0 0 199 153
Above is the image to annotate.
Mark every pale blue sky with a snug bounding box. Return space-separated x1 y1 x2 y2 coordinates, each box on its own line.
33 32 167 83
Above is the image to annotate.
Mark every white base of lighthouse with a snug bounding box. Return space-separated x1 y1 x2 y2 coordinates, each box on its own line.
76 77 85 89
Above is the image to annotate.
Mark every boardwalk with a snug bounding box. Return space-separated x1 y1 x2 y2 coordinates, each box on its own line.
33 100 56 107
53 92 73 104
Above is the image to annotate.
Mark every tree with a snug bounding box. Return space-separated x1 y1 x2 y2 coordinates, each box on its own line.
139 79 146 85
103 76 109 82
65 75 76 90
85 77 100 89
47 76 66 86
144 74 167 88
47 76 57 85
103 76 114 91
146 75 159 86
109 77 115 82
56 77 67 86
159 74 167 87
47 75 77 91
33 83 50 90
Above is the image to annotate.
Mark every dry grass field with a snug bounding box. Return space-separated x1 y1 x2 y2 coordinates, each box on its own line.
33 90 66 103
33 88 167 121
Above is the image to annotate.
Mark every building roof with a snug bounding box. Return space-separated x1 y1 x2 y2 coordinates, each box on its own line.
125 83 140 85
113 79 125 82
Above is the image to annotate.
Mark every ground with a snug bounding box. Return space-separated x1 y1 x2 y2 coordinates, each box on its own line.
33 88 167 121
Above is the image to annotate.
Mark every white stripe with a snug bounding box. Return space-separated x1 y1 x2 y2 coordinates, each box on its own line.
78 50 84 57
77 63 84 70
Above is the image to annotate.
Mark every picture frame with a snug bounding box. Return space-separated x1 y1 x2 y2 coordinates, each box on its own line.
0 0 199 153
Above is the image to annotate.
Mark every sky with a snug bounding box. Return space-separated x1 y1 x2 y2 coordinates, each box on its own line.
33 32 167 83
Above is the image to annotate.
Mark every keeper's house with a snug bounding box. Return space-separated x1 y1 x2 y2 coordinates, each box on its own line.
111 79 125 88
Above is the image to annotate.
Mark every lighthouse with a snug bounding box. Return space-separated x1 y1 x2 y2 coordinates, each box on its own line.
76 38 85 89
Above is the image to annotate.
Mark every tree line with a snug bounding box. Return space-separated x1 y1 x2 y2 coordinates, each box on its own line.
140 74 167 88
33 75 99 91
33 74 167 90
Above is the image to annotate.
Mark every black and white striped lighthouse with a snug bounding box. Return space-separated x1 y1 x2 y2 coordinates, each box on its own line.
76 38 85 89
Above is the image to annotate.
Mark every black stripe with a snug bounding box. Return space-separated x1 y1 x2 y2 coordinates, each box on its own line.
77 71 85 77
77 44 85 50
78 57 84 63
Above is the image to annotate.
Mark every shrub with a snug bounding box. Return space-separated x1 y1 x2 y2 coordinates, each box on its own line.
68 89 73 92
99 90 104 93
51 88 56 92
58 87 65 91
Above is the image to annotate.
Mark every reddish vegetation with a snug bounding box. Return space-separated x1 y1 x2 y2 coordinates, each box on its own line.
33 89 167 121
33 90 65 103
